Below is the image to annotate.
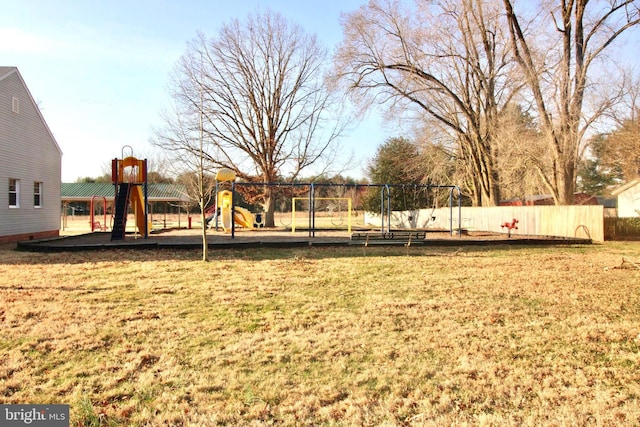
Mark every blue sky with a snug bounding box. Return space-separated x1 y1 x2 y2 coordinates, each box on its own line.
2 0 393 182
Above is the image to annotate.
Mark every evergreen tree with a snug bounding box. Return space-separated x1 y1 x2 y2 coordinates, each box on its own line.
363 137 429 212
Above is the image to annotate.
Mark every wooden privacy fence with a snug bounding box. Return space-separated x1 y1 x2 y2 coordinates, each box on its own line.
604 217 640 240
365 205 604 242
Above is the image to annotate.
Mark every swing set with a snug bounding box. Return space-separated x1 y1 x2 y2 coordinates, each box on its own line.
221 180 461 239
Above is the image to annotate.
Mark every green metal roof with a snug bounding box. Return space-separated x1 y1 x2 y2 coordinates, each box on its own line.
61 183 190 202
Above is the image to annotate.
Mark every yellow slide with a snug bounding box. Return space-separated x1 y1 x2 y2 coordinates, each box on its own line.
129 185 148 235
220 205 254 232
233 206 255 229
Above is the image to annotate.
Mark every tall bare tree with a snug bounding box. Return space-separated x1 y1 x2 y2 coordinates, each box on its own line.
156 11 345 227
503 0 640 204
335 0 521 206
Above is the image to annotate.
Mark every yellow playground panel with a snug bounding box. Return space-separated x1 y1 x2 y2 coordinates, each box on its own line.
217 190 256 232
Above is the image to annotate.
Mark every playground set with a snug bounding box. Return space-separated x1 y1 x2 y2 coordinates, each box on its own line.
86 148 465 242
81 150 528 244
31 150 598 251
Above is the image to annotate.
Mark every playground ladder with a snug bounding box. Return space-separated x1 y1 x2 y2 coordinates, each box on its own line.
111 183 131 240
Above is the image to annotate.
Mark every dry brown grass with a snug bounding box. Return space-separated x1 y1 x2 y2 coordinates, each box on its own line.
1 242 640 426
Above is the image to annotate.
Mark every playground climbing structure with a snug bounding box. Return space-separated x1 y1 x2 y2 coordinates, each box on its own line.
110 153 149 240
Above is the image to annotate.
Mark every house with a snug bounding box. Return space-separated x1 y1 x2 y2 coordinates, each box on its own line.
0 67 62 244
611 179 640 217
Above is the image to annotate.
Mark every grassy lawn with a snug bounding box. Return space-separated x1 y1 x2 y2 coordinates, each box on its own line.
1 242 640 426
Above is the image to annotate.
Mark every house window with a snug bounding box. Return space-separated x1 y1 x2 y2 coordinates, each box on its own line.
34 182 43 208
12 97 19 114
9 179 20 208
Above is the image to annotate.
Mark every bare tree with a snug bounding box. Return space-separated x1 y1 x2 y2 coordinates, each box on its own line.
335 0 521 206
503 0 640 204
157 11 346 227
493 103 548 200
411 125 459 187
595 73 640 181
599 116 640 181
409 104 548 204
154 93 216 261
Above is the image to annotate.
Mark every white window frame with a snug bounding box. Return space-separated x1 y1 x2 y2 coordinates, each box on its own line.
12 97 19 114
34 181 43 208
9 178 20 208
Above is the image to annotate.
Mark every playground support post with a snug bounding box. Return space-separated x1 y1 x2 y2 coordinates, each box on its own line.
290 186 314 236
449 186 462 236
385 184 392 233
144 163 149 238
214 180 219 231
306 184 315 237
380 186 385 233
379 185 393 233
231 182 236 239
449 187 454 236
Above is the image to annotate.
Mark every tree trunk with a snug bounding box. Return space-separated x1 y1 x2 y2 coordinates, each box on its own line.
464 135 501 207
199 197 208 261
556 157 576 205
483 169 501 207
262 186 276 228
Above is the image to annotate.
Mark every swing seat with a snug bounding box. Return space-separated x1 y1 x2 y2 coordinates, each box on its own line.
350 230 426 246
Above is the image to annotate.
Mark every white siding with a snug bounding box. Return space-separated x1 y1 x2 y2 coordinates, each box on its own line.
0 69 61 238
617 184 640 217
